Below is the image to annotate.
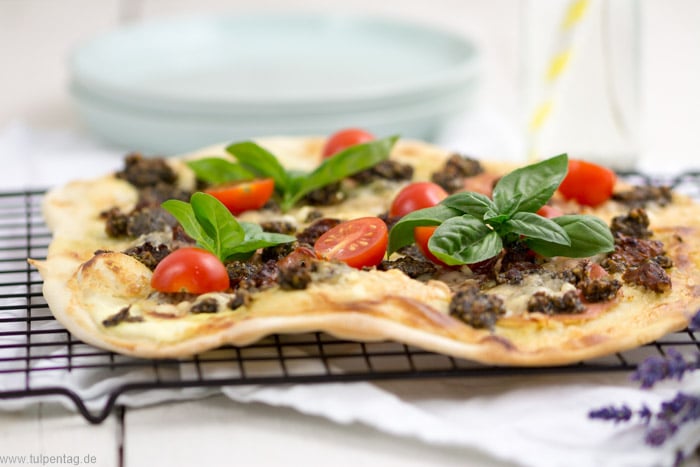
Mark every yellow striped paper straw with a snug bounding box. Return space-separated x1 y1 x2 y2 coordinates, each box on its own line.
527 0 590 162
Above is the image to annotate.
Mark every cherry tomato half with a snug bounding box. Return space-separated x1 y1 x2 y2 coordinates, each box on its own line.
205 178 274 215
463 172 500 198
536 205 564 218
558 159 616 207
321 128 375 158
314 217 388 268
414 226 448 266
151 248 229 294
389 182 448 218
588 263 608 280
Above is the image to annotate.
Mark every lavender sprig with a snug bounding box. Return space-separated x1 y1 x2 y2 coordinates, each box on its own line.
588 391 700 450
588 309 700 455
589 404 636 423
643 392 700 446
631 348 700 389
627 309 700 389
691 309 700 332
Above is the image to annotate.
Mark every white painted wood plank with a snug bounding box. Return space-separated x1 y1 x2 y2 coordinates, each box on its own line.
124 394 511 467
0 404 119 467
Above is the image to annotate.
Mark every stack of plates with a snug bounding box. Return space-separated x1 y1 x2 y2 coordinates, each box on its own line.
69 12 479 154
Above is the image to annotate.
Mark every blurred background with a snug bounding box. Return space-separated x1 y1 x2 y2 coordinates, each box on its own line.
1 0 699 172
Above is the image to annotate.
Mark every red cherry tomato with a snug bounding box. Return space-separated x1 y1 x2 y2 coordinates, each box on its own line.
558 160 616 207
205 178 274 215
463 172 500 197
536 205 564 218
588 263 608 279
413 226 448 266
151 248 229 294
321 128 375 158
389 182 448 218
314 217 388 268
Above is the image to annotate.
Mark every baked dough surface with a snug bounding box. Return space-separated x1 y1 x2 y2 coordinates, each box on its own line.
30 138 700 365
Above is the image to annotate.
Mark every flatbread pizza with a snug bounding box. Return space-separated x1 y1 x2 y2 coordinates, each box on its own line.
29 130 700 365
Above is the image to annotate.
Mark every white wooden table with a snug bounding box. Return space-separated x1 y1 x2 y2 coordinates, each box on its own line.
2 1 700 466
1 395 514 467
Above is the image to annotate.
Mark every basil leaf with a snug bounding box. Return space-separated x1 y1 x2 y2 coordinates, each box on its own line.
483 194 524 226
227 136 397 212
283 173 308 210
191 193 245 260
240 222 295 249
226 141 291 193
492 153 568 214
391 153 613 262
483 211 510 226
161 199 215 252
501 211 570 246
286 170 307 197
240 221 263 237
224 232 296 261
441 191 495 218
223 222 295 260
284 135 399 209
429 215 503 265
388 205 462 255
490 194 523 220
527 214 614 258
163 195 296 262
187 158 255 185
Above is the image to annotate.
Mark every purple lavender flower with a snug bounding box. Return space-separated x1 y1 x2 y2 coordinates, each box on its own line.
690 309 700 331
638 405 653 425
661 392 700 425
673 450 685 467
591 392 700 448
683 395 700 424
631 348 700 388
591 348 700 449
644 419 677 446
644 393 700 447
660 393 688 419
632 355 670 388
589 405 633 423
666 349 692 381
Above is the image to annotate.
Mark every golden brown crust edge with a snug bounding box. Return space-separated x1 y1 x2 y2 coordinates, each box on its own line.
30 138 700 365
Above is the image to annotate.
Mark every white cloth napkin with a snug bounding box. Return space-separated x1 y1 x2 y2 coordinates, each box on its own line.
1 122 698 467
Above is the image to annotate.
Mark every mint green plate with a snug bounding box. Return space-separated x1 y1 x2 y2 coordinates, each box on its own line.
69 12 478 153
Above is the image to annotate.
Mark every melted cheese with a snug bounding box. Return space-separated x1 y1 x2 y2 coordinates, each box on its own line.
238 182 405 228
487 274 576 317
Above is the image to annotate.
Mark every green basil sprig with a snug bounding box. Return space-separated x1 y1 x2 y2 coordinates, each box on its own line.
187 158 255 185
187 136 399 212
388 154 614 265
162 193 295 262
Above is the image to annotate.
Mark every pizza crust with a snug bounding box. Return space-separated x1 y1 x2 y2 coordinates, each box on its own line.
29 138 700 365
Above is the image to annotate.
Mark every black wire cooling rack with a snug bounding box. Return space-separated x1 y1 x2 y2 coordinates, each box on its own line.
1 174 700 424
